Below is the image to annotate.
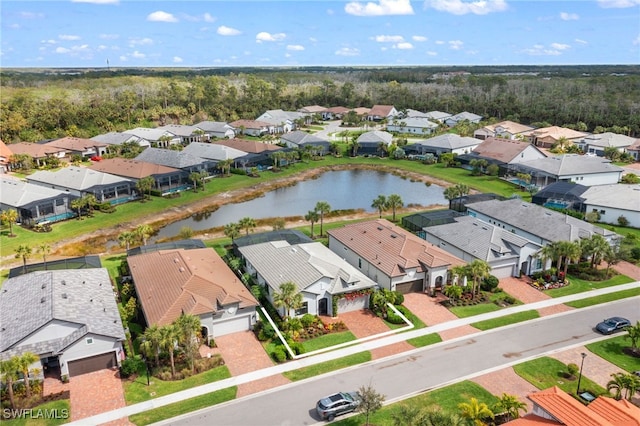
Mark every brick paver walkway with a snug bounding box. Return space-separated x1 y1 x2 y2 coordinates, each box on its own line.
69 368 132 425
403 292 480 340
611 260 640 281
498 276 574 317
471 368 537 413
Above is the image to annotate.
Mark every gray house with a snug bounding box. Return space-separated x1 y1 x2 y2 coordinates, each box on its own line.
386 116 439 136
135 147 215 174
0 269 125 379
514 154 624 187
280 131 330 152
91 132 150 150
194 121 236 140
406 134 481 157
445 111 483 127
581 184 640 229
356 130 393 155
576 132 638 157
182 142 246 164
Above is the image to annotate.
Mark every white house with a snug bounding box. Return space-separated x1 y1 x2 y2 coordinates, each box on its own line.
515 154 624 187
473 120 534 140
581 184 640 228
386 116 439 135
577 132 638 157
407 134 482 156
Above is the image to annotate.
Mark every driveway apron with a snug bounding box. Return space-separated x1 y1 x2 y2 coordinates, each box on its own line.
402 293 480 341
68 368 131 425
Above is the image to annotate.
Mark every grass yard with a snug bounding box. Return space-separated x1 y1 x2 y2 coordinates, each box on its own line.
449 291 522 318
545 274 635 298
333 380 499 426
301 331 357 352
513 356 606 396
586 336 640 373
471 310 540 331
282 352 372 381
123 365 231 405
565 287 640 308
1 400 71 426
406 333 442 348
385 306 426 330
128 387 236 426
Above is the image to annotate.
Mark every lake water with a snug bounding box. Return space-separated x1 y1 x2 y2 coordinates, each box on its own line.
156 169 447 238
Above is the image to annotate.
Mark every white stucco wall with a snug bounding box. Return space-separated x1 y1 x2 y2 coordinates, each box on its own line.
584 204 640 228
20 320 81 345
564 172 621 186
59 333 123 376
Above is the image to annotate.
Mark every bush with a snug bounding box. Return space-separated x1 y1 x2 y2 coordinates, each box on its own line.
300 314 317 328
392 291 404 305
630 247 640 261
257 322 275 341
272 346 287 363
481 275 500 292
120 357 145 378
567 363 579 379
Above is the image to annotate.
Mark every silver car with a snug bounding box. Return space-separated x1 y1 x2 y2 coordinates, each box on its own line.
316 391 361 421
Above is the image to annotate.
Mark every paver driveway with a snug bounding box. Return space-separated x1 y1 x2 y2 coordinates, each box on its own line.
68 368 131 425
402 292 480 340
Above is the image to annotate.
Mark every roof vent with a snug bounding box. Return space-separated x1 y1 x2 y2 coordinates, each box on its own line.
41 283 46 289
62 293 67 299
377 227 383 230
40 297 46 303
179 267 185 272
82 281 86 284
390 234 397 238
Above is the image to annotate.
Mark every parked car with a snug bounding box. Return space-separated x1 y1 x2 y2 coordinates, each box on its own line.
316 391 361 421
595 317 631 334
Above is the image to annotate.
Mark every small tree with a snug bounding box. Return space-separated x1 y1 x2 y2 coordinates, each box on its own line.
305 210 319 239
1 208 19 237
15 244 32 274
625 321 640 356
38 243 51 270
224 222 241 241
386 194 403 222
371 195 387 218
239 216 257 236
272 281 303 319
315 201 331 237
566 363 579 379
492 393 527 422
357 384 385 426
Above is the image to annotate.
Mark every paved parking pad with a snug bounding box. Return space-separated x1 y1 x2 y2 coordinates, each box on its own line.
68 368 131 424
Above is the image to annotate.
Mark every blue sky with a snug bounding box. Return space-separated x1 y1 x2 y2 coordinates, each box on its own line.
1 0 639 68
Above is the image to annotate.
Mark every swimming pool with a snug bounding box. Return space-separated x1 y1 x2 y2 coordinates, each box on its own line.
544 201 569 209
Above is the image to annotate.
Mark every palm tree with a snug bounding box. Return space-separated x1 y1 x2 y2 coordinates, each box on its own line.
38 243 51 270
175 314 202 373
118 231 137 251
625 321 640 355
1 208 19 237
135 224 153 246
238 216 257 236
14 244 32 274
371 195 387 218
536 242 559 271
0 357 19 409
558 241 581 277
70 197 86 220
82 194 98 217
140 325 162 367
315 201 331 237
582 234 611 269
136 176 155 200
443 184 469 211
158 324 178 379
386 194 403 222
467 259 491 296
15 352 39 398
224 222 241 242
458 397 494 426
189 171 202 191
217 159 233 177
606 372 640 400
305 210 319 239
493 393 527 421
272 281 303 319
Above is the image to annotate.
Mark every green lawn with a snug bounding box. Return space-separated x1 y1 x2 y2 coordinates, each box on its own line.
123 365 231 405
449 291 523 318
128 387 236 426
301 331 357 352
406 333 442 348
333 380 498 426
471 310 540 331
385 306 426 330
1 400 71 426
586 336 640 373
283 352 372 381
513 356 606 396
565 288 640 308
545 274 635 298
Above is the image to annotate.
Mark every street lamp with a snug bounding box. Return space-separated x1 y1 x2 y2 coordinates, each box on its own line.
576 352 587 395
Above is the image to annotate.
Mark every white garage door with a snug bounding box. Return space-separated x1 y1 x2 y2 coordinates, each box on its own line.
337 294 369 313
212 316 251 337
491 264 515 279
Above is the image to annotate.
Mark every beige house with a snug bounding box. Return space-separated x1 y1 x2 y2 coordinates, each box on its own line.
529 126 588 148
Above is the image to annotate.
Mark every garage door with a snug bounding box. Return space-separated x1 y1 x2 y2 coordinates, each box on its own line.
491 265 515 279
212 316 250 337
395 280 423 294
68 352 116 377
337 294 369 313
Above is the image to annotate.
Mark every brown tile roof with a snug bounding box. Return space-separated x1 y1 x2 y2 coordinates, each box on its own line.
88 158 181 179
527 386 612 426
0 140 12 164
588 397 640 426
627 138 640 152
46 136 108 151
352 107 371 115
328 219 464 278
505 415 560 425
214 138 281 153
473 137 544 163
369 105 395 117
6 142 66 158
484 120 535 135
327 106 351 114
529 126 587 141
127 248 258 326
229 119 271 129
299 105 327 113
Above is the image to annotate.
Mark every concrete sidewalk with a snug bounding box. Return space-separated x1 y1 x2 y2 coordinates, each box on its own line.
68 281 640 426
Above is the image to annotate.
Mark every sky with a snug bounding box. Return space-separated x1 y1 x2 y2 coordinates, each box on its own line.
1 0 639 68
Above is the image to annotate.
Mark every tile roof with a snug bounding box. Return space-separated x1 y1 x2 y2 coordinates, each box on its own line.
425 111 452 120
482 120 535 135
280 130 329 145
326 106 351 114
369 105 395 117
127 248 258 326
580 132 637 149
351 107 371 115
328 219 465 278
413 134 480 149
450 111 483 122
0 269 125 359
517 154 623 177
1 175 71 207
91 132 143 145
135 147 207 169
588 397 640 426
45 136 108 151
0 140 13 162
530 126 588 141
256 109 307 125
214 138 282 153
27 166 134 190
357 130 393 145
194 121 236 132
526 386 618 426
238 241 377 294
298 105 327 113
581 184 640 211
390 117 438 129
182 142 246 160
126 127 178 141
229 119 272 129
157 124 199 137
7 141 66 158
471 137 546 163
87 158 181 179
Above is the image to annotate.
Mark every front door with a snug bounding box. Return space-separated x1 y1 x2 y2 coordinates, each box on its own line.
318 298 328 316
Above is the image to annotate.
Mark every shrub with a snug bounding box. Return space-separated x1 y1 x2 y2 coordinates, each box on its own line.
120 356 145 378
272 346 287 363
630 247 640 261
180 368 192 379
300 314 317 328
481 275 500 292
158 371 172 381
257 322 275 341
567 363 579 379
392 291 404 305
617 215 629 227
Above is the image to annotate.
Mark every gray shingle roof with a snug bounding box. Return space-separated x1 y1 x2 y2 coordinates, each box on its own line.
582 132 636 148
26 166 134 191
357 130 393 145
413 134 480 150
91 132 141 145
1 176 70 207
194 121 235 132
256 109 307 125
0 269 125 359
390 117 439 129
517 154 624 177
581 184 640 211
135 147 207 169
280 131 329 146
182 142 246 160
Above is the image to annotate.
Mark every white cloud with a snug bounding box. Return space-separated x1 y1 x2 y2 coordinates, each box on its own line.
373 35 405 42
55 47 70 54
394 42 414 49
71 0 119 4
147 11 178 23
203 13 216 23
129 38 153 47
633 34 640 45
560 12 579 20
335 47 360 56
287 44 305 51
597 0 640 8
449 40 464 50
575 38 588 44
173 56 183 63
435 40 445 45
345 0 414 16
42 39 57 45
309 37 318 42
426 51 438 56
256 32 286 42
119 55 127 62
20 12 44 19
412 35 428 42
99 34 119 40
217 26 241 36
59 34 81 41
522 44 564 56
132 51 146 59
425 0 508 15
550 42 570 50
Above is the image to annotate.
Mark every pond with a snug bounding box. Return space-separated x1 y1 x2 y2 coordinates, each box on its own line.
155 169 447 239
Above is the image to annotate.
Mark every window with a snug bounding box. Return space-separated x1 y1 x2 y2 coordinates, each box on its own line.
536 258 543 269
295 302 308 316
85 338 93 345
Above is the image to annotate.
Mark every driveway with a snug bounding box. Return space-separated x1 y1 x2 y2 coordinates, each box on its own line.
69 368 131 425
498 276 574 317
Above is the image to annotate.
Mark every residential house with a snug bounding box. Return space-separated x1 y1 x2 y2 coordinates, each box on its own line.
506 386 640 425
356 130 393 155
405 134 481 157
322 106 351 120
457 137 547 175
88 158 188 195
194 121 236 140
581 184 640 228
367 105 398 122
577 132 638 157
182 142 246 169
256 109 308 133
213 138 283 169
424 111 452 123
397 109 431 119
423 216 543 278
297 105 327 115
531 181 589 212
351 107 371 118
157 124 206 145
135 147 215 175
0 140 12 173
386 116 439 136
473 120 534 140
327 219 465 294
465 198 619 246
280 131 330 152
127 247 259 338
0 175 78 226
91 131 150 151
232 229 313 257
125 127 182 148
239 241 378 317
230 119 271 137
26 166 135 205
0 268 125 379
44 137 109 160
514 154 624 187
445 111 483 127
529 126 588 149
7 142 67 167
627 138 640 161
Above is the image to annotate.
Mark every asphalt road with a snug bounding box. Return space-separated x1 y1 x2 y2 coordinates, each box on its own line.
159 297 640 426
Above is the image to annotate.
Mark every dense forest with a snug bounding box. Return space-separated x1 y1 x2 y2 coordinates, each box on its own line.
1 65 639 142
